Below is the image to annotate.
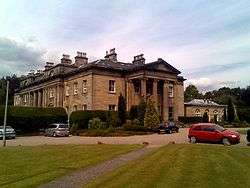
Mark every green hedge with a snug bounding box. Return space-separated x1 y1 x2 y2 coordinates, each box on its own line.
70 110 118 129
178 116 202 124
0 106 67 133
237 107 250 123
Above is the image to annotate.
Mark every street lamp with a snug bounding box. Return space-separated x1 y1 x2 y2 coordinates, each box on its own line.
3 80 9 147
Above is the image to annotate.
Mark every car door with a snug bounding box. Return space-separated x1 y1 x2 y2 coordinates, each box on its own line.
201 126 221 142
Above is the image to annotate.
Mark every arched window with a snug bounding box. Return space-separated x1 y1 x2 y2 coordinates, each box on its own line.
195 109 201 117
213 110 218 114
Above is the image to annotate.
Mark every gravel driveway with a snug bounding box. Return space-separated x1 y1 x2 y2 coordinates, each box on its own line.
1 128 248 147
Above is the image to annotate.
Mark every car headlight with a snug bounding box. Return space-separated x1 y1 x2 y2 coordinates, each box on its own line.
231 135 237 138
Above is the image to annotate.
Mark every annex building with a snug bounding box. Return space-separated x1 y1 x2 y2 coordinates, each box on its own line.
14 48 185 121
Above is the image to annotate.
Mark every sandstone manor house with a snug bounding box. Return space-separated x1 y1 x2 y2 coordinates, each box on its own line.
14 48 185 121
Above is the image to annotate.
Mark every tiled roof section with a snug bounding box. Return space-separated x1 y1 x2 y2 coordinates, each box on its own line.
185 99 227 107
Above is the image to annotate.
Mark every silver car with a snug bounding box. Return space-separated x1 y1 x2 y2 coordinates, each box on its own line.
45 123 70 137
0 126 16 139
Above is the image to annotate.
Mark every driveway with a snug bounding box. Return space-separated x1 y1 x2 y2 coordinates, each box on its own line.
1 128 248 147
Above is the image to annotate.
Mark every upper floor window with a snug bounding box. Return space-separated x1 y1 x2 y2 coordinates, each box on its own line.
65 85 70 96
73 82 78 95
109 80 115 93
49 88 54 98
24 94 28 103
168 84 174 98
82 80 87 94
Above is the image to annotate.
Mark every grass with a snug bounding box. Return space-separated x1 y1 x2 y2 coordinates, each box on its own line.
0 144 140 188
85 144 250 188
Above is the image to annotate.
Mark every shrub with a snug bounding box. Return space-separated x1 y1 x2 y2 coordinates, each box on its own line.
247 129 250 142
0 106 67 133
129 105 138 120
88 118 107 129
202 112 209 123
137 98 147 126
70 123 79 135
178 116 202 124
118 93 126 126
122 120 148 132
144 98 160 128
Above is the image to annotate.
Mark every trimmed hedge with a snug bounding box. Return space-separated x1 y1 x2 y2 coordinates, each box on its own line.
0 106 67 133
178 116 202 124
70 110 118 129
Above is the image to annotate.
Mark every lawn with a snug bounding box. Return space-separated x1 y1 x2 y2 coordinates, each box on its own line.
86 144 250 188
0 144 140 188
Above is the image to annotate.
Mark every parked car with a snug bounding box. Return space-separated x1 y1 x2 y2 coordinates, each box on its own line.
0 126 16 139
157 122 179 134
247 129 250 142
44 123 70 137
188 123 240 145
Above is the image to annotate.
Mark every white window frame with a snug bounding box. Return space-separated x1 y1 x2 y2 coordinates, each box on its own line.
108 105 116 111
109 80 116 93
168 84 174 98
65 85 70 96
49 88 54 98
82 80 87 94
73 82 78 95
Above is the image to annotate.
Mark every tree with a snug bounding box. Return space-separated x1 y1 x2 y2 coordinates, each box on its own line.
137 98 147 126
144 98 160 128
202 112 209 123
129 105 138 120
184 85 203 102
118 93 126 126
227 97 235 123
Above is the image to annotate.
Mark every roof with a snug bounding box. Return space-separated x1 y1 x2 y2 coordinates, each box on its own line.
185 99 227 107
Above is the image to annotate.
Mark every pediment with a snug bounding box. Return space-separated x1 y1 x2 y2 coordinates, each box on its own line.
145 60 181 74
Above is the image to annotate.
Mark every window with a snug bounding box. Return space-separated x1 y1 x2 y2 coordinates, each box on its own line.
65 85 70 96
74 82 78 95
108 105 116 111
168 84 174 98
49 88 54 98
83 104 87 110
82 80 87 94
134 81 140 93
195 109 201 117
73 105 77 111
169 107 173 119
109 80 115 93
24 94 27 103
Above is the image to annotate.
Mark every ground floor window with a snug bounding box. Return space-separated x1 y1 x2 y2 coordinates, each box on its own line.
169 107 173 119
73 105 77 111
108 105 116 111
83 104 87 110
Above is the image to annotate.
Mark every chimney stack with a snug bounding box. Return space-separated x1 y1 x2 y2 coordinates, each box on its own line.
45 62 54 70
104 48 117 62
132 54 145 65
74 51 88 67
61 54 72 64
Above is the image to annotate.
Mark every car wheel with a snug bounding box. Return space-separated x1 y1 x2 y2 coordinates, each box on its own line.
190 136 196 144
222 138 231 146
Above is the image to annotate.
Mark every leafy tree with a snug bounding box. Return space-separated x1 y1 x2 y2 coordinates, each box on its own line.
144 98 160 128
118 93 126 126
227 97 235 123
129 105 138 120
137 98 147 126
202 112 209 123
184 85 203 102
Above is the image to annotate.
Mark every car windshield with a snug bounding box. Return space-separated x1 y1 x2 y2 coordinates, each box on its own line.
214 124 225 132
59 124 68 128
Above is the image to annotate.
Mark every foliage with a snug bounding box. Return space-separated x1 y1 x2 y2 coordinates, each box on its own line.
178 116 203 124
184 84 203 102
137 98 147 126
129 105 138 120
122 119 148 132
202 112 209 123
70 110 119 130
227 97 235 123
0 106 67 133
247 129 250 142
88 118 108 129
144 98 160 128
118 93 126 126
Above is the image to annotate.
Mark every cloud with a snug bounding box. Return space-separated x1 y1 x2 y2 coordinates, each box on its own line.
0 37 46 76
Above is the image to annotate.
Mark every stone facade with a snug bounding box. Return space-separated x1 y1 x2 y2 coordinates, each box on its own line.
14 49 185 121
184 99 227 122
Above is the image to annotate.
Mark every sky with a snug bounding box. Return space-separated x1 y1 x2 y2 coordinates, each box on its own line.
0 0 250 92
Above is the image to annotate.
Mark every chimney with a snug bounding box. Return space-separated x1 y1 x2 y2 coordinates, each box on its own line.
74 51 88 67
132 54 145 65
61 54 72 64
45 62 54 70
104 48 117 62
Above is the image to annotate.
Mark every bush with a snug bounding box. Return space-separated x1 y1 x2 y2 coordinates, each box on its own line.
178 116 202 124
122 119 148 132
247 129 250 142
70 110 118 130
144 98 160 128
0 106 67 133
129 105 138 120
202 112 209 123
88 118 108 129
118 93 126 126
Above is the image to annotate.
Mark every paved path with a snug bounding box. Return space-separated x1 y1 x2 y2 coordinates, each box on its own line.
39 146 154 188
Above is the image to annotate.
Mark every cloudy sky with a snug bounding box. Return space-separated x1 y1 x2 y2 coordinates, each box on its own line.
0 0 250 91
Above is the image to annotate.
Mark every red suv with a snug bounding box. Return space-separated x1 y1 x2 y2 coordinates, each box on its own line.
188 123 240 145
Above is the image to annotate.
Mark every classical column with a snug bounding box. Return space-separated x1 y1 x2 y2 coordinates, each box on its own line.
153 79 158 110
126 80 132 111
38 91 42 107
140 78 146 98
163 81 169 121
34 91 38 107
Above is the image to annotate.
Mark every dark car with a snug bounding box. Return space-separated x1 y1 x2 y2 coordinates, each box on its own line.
188 123 240 145
45 123 70 137
157 122 179 134
0 126 16 139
